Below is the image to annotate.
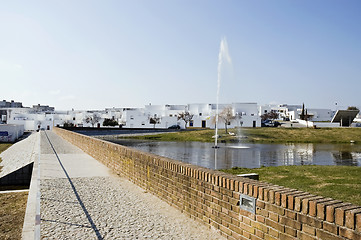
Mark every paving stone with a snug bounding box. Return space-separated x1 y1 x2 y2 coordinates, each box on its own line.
40 131 225 239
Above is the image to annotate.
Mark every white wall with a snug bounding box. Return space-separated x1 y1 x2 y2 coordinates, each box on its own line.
314 122 340 128
0 124 24 142
297 120 314 127
308 109 333 122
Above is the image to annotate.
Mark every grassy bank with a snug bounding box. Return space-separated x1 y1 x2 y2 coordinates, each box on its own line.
0 192 28 240
120 127 361 144
0 143 12 154
118 129 361 205
0 144 28 240
221 165 361 206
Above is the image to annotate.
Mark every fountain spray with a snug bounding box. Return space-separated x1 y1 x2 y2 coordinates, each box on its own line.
214 37 232 148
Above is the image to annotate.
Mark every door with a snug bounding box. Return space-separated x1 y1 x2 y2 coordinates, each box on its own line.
202 120 206 128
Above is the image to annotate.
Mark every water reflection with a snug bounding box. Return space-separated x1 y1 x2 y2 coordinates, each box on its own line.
105 138 361 170
332 152 359 166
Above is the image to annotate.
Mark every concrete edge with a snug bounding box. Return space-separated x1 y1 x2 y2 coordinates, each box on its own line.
21 132 40 240
0 189 29 194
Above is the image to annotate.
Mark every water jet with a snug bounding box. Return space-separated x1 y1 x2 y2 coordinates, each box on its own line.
214 37 232 148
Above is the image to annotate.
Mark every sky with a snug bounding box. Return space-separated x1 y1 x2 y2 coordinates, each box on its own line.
1 1 360 111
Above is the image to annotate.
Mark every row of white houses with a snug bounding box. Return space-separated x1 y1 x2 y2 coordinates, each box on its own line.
1 102 360 131
0 103 259 130
122 103 260 129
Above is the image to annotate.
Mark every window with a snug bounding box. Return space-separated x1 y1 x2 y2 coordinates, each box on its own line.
190 120 194 127
199 113 202 116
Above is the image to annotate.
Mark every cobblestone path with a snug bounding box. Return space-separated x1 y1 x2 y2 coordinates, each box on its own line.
40 131 224 239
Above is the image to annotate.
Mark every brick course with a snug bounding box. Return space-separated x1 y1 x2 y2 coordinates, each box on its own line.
53 128 361 240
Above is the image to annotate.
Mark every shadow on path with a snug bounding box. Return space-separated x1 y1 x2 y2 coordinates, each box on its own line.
44 131 103 240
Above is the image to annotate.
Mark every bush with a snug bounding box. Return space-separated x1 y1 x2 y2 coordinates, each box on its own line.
63 122 74 127
103 118 119 126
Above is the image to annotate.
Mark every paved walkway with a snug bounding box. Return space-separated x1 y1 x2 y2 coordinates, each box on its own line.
40 131 224 239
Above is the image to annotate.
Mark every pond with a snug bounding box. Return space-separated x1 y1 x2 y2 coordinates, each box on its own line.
104 138 361 170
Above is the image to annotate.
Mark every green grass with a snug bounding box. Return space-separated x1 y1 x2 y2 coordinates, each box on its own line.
221 165 361 206
244 127 361 144
124 129 218 142
0 192 28 240
0 144 28 240
120 127 361 144
119 128 361 205
0 143 12 154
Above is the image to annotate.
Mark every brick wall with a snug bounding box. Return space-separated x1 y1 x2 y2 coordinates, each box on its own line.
53 127 361 240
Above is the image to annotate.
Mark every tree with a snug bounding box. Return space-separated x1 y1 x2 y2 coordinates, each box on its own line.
300 103 306 120
84 113 101 127
261 111 279 121
63 121 74 128
149 116 161 128
177 111 194 129
347 106 359 111
103 118 119 127
219 106 235 133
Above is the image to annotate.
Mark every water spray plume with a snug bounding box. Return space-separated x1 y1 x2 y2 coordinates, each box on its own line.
214 37 232 148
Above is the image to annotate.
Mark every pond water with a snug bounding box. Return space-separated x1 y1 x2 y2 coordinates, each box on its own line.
104 139 361 170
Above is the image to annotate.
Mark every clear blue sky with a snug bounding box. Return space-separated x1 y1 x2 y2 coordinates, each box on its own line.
1 0 360 110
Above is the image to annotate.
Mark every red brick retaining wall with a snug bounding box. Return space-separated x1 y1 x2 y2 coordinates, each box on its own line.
53 128 361 240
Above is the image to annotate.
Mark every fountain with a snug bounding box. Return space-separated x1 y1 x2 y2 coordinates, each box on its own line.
213 37 232 148
212 38 249 151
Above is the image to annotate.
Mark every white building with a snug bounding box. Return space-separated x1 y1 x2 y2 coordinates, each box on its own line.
121 105 185 129
354 112 361 123
7 111 55 131
121 103 260 129
0 124 24 142
259 104 302 120
260 104 334 122
5 101 357 131
287 108 334 122
4 102 260 130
